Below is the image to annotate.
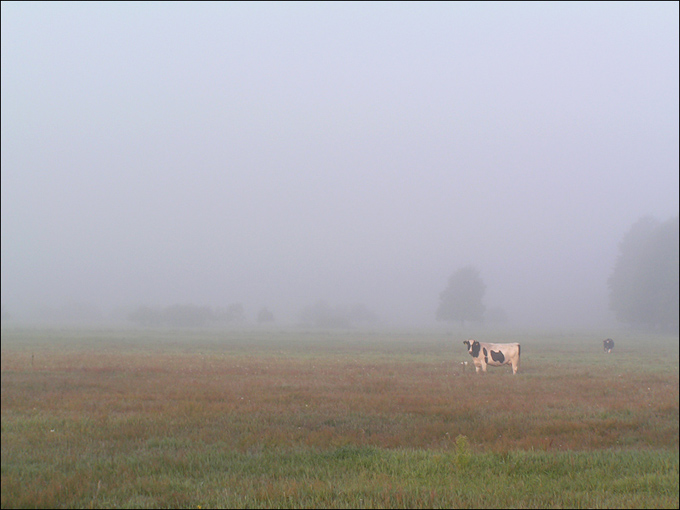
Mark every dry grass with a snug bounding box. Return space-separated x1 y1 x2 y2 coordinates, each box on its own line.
1 327 678 508
2 328 678 453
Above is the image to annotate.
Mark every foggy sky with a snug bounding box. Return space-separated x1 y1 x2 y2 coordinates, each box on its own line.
2 2 679 328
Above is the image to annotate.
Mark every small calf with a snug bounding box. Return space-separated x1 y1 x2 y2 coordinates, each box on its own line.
603 338 614 353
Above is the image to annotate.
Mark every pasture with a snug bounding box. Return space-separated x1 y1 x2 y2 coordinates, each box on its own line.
1 327 678 508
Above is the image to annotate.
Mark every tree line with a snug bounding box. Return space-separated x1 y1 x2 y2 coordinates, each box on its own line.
437 215 678 332
607 216 678 331
127 303 256 328
126 301 379 329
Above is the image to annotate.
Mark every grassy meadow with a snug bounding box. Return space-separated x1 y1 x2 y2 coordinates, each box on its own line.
1 327 678 508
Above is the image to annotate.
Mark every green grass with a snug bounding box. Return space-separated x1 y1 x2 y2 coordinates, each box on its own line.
2 443 677 508
1 327 678 508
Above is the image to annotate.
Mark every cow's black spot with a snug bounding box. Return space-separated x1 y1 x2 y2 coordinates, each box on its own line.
471 341 481 358
482 347 488 364
490 350 505 363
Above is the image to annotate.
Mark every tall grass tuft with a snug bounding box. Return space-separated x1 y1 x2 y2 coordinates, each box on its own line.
454 434 471 469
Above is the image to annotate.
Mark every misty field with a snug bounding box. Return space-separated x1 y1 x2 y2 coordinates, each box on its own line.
1 328 678 508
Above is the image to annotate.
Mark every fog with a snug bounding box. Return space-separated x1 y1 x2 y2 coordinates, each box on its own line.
2 2 678 328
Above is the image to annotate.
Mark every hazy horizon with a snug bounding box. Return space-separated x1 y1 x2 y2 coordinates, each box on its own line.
2 2 678 328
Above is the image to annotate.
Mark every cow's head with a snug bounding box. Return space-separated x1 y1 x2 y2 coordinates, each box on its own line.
463 339 481 358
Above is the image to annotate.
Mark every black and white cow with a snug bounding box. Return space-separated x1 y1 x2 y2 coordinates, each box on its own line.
603 338 614 353
462 339 521 375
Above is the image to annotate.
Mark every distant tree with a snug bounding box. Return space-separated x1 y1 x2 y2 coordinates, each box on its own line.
127 305 164 327
256 307 275 324
214 303 246 323
436 266 486 326
485 306 509 326
608 216 679 332
0 305 10 322
298 300 378 329
346 303 378 324
163 304 214 328
299 300 351 328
